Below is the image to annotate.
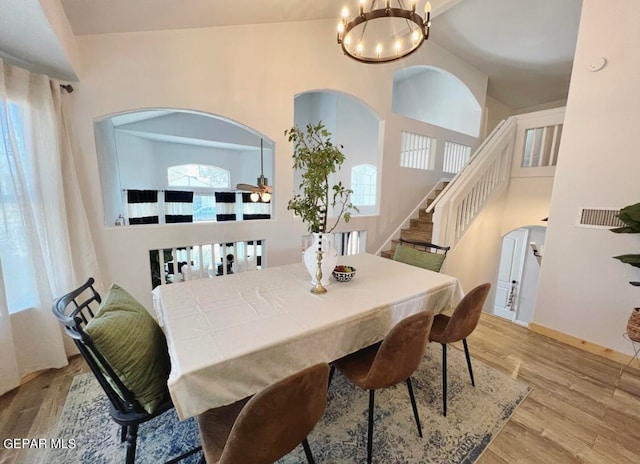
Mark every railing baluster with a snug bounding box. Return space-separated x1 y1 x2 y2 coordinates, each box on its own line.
159 249 167 286
539 126 548 167
550 124 560 166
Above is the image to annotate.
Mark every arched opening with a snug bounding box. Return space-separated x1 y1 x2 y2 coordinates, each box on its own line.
392 66 482 137
293 90 382 217
493 225 546 326
94 109 274 226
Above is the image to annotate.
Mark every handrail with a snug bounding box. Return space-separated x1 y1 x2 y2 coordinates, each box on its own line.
426 118 507 214
431 116 517 248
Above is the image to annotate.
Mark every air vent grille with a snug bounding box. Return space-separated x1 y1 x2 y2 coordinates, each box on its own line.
577 208 624 228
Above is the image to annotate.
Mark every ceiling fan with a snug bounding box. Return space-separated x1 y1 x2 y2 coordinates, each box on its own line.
236 138 272 202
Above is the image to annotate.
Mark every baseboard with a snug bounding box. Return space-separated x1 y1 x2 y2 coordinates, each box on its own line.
529 322 635 366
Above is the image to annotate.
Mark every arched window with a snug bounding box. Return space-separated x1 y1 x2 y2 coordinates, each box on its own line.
167 164 230 188
351 164 377 207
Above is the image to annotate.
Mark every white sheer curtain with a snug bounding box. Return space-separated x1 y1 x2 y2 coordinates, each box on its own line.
0 59 100 395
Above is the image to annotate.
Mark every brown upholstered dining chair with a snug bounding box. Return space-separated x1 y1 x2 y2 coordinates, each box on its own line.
428 282 491 417
329 310 435 464
197 363 329 464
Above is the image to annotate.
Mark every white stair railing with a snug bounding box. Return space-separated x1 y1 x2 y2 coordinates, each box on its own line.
427 116 517 248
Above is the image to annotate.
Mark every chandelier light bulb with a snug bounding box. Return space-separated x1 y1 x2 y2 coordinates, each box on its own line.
342 6 349 19
250 192 259 202
260 192 271 202
376 43 382 58
412 30 420 44
360 0 366 15
395 40 402 54
345 35 352 46
337 22 344 34
425 1 432 14
410 1 417 12
357 42 364 54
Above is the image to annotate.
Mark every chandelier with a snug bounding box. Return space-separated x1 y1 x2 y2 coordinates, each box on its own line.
337 1 431 64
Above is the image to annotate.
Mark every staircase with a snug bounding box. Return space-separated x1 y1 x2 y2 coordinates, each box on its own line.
380 185 445 259
377 116 520 261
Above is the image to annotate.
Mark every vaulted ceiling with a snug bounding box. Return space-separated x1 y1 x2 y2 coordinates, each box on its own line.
0 0 582 110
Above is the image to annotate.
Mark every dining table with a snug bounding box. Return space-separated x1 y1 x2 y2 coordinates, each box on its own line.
152 252 463 420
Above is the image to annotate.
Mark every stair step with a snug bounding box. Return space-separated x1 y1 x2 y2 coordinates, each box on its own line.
401 229 433 242
381 181 450 260
380 250 394 259
418 206 433 221
410 219 433 232
418 209 434 220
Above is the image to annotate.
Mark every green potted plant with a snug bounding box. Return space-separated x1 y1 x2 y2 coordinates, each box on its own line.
611 202 640 341
285 122 358 288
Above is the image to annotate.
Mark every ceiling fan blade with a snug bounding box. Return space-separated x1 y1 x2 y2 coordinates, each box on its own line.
236 183 261 192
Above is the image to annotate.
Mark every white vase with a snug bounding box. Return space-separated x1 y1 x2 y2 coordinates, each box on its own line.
303 233 338 287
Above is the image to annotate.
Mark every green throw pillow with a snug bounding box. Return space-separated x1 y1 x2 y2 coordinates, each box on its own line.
85 284 170 414
393 245 446 272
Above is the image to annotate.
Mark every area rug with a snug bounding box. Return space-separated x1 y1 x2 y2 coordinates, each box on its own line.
38 346 530 464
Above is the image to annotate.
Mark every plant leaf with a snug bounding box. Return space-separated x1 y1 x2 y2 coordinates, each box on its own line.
611 226 639 233
615 202 640 232
613 254 640 268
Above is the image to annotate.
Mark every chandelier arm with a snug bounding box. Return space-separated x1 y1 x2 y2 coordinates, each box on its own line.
397 0 416 33
358 0 376 44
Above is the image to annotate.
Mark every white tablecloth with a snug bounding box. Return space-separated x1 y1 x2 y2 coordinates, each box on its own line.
152 253 463 420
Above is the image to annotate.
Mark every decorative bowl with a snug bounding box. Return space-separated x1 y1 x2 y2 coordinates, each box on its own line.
333 265 356 282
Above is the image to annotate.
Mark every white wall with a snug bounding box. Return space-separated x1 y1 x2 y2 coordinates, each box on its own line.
501 177 554 236
393 67 482 136
483 95 512 140
115 132 156 188
94 119 121 225
68 19 487 307
534 0 640 355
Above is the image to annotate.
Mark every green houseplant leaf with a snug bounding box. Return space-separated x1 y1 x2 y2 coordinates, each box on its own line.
612 202 640 233
613 254 640 268
611 202 640 286
285 122 358 234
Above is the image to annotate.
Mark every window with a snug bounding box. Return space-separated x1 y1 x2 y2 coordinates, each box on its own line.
443 141 472 174
193 194 217 222
0 103 38 313
400 131 434 170
167 164 230 223
351 164 377 207
167 164 230 188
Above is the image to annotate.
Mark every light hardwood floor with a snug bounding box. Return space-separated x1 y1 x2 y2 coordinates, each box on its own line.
1 313 639 464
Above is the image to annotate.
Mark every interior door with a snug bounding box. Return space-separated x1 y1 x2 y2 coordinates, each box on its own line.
493 228 529 321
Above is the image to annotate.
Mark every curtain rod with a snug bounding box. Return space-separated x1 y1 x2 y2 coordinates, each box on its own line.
59 84 74 93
